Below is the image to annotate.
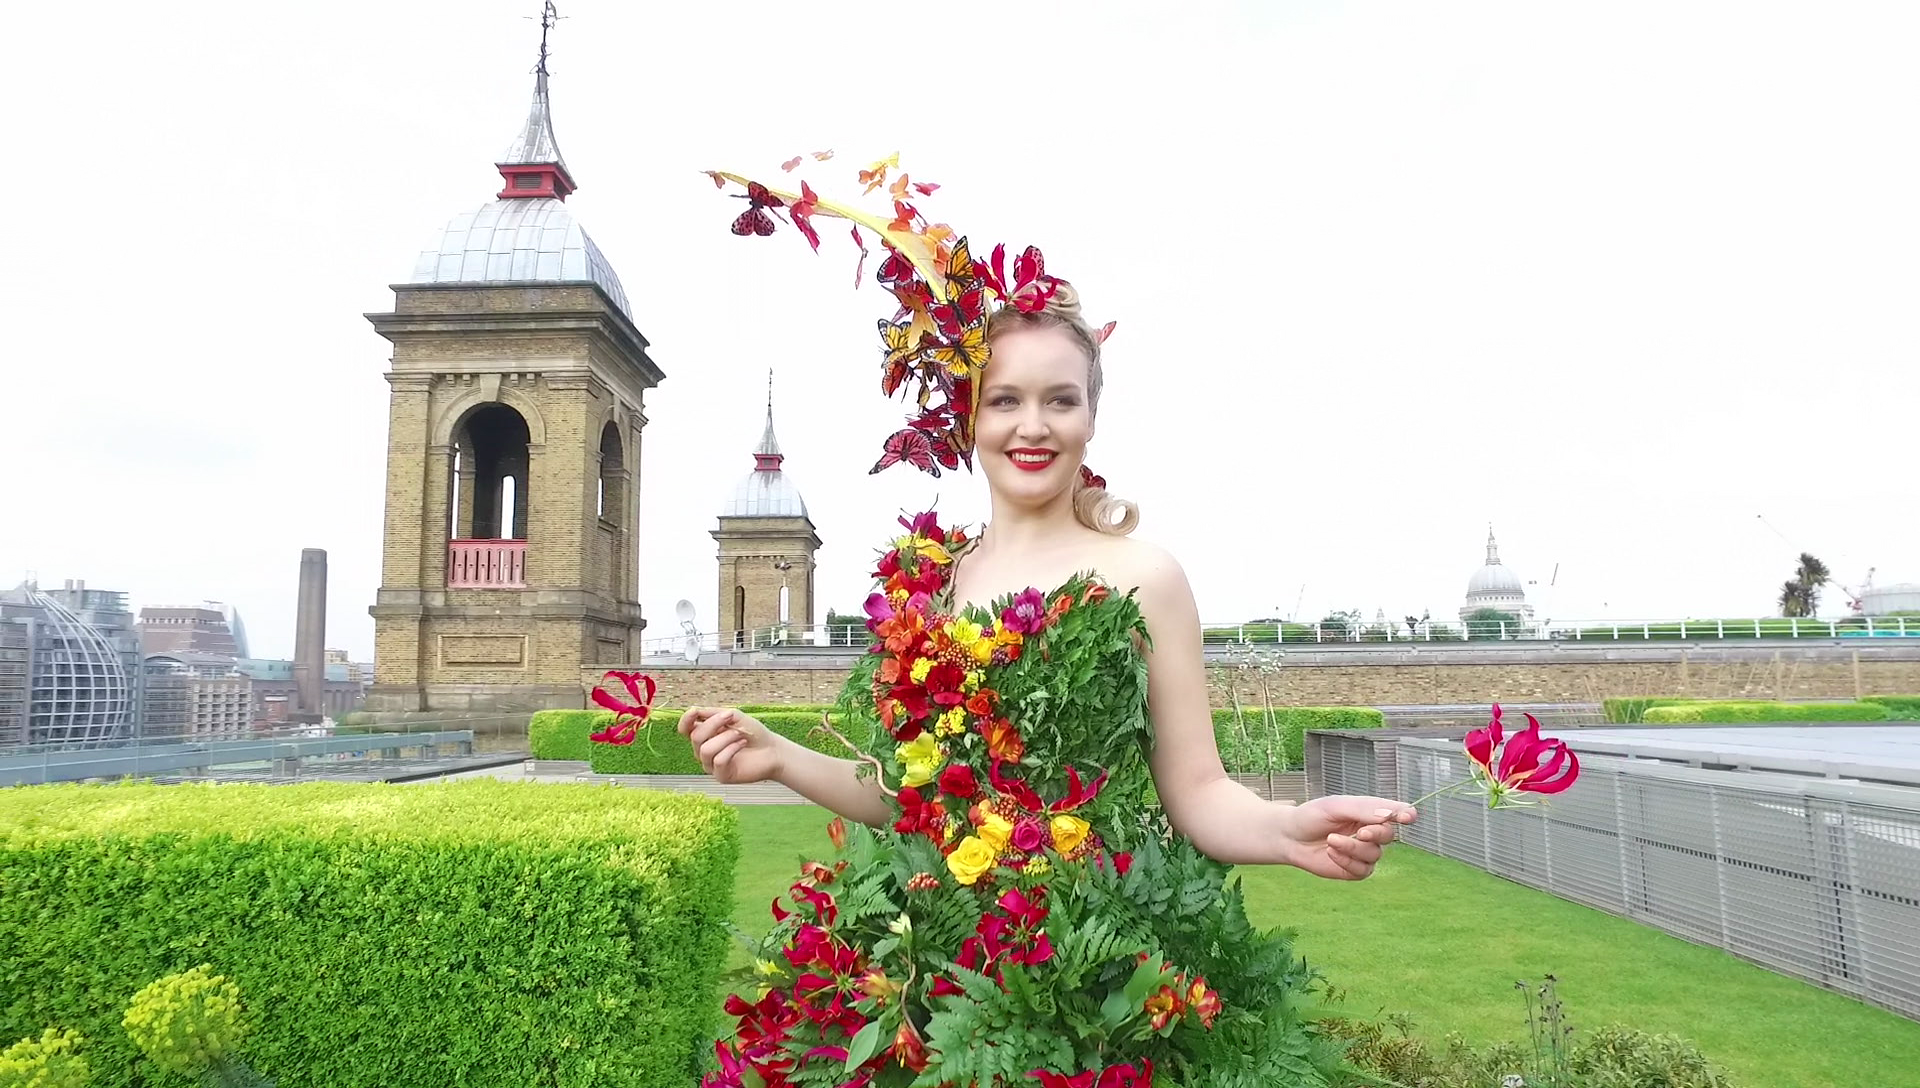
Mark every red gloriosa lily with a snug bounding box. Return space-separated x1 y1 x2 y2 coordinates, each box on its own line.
588 670 657 744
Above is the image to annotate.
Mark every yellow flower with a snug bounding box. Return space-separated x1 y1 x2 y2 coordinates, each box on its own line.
910 658 933 684
995 627 1024 648
946 836 998 885
977 811 1013 852
896 733 944 788
1025 856 1052 878
944 819 960 842
935 707 967 737
1050 815 1091 855
947 619 983 645
755 958 783 978
970 639 995 665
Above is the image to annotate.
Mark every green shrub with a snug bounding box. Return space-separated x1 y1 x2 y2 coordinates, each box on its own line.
1212 707 1384 772
1861 694 1920 720
1642 701 1889 723
1563 617 1871 640
0 780 740 1088
588 709 854 774
529 708 602 760
1603 697 1698 723
1201 622 1319 644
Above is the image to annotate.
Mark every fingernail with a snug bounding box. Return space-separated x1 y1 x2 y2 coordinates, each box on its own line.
1373 808 1394 819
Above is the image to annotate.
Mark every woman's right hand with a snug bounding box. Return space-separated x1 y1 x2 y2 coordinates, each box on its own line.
678 706 788 785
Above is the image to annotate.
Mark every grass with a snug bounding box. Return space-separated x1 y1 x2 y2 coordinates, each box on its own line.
721 805 1920 1088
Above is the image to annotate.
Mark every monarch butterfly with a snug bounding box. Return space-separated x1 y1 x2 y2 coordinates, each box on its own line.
931 286 987 341
924 321 987 378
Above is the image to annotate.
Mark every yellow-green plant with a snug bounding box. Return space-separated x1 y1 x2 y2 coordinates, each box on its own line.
0 1028 90 1088
121 966 248 1076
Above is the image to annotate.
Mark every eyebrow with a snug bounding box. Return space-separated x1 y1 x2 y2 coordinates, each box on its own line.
982 382 1084 397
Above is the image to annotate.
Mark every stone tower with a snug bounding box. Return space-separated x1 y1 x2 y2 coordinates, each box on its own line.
365 57 663 713
712 382 820 647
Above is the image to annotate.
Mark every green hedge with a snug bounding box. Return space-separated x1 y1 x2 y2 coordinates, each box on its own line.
0 780 740 1088
587 709 855 774
1212 707 1385 771
1603 698 1697 724
1642 701 1890 724
1861 694 1920 720
1202 622 1319 644
1563 618 1877 641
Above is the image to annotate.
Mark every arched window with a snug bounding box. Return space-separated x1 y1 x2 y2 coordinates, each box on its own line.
452 404 532 540
598 421 624 520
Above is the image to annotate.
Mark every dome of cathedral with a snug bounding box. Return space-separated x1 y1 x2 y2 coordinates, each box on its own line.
1467 560 1525 598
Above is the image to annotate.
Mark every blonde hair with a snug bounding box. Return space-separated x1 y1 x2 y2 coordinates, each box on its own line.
984 282 1140 536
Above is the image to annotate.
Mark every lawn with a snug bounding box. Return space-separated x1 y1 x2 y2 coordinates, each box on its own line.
720 805 1920 1088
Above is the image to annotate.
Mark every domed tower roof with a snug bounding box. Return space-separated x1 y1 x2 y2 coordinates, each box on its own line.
405 61 632 318
1465 528 1526 598
721 376 810 519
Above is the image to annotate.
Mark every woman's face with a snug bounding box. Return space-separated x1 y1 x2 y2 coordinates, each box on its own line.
974 325 1094 507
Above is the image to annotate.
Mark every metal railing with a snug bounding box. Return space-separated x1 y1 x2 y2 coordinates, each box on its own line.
638 615 1919 657
1310 731 1920 1022
447 540 526 588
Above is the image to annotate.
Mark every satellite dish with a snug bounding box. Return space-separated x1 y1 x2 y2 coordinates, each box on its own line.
674 599 701 663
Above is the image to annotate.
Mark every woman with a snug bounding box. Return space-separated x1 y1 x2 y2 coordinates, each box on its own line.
686 165 1416 1088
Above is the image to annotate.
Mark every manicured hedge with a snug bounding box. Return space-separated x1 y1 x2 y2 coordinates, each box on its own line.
1642 701 1891 724
1861 695 1920 720
587 710 855 774
1213 707 1386 771
0 780 740 1088
1602 698 1694 724
529 709 601 760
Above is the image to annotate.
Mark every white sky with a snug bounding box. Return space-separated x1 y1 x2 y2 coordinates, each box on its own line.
3 0 1915 661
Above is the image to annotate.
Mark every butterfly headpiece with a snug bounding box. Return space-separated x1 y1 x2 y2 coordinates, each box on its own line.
706 153 1115 478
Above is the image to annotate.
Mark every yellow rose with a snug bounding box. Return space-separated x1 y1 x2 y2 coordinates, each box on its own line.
971 639 995 665
977 812 1013 852
910 658 934 684
946 836 998 885
1050 815 1091 855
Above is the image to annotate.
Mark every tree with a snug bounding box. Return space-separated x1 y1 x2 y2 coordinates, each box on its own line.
1463 607 1524 640
1778 553 1830 618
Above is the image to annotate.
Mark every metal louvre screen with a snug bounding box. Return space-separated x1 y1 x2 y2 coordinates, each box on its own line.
1383 739 1920 1021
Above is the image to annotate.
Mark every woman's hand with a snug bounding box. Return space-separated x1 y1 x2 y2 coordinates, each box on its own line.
1278 795 1417 881
677 707 789 785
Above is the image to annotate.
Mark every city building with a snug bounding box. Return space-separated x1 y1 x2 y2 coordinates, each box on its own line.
141 652 255 740
712 385 820 646
365 48 663 711
138 604 244 658
1459 529 1534 625
235 659 365 724
0 581 139 745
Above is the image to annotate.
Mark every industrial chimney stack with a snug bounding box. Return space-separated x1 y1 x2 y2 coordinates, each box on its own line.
292 549 328 723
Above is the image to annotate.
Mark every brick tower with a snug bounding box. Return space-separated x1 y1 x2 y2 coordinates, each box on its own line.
365 44 663 712
712 378 820 648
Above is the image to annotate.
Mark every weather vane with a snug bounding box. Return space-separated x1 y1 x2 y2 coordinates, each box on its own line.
529 2 563 76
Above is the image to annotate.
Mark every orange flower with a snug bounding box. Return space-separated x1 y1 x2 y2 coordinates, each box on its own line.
982 717 1026 763
1186 977 1222 1029
878 657 901 684
827 817 847 851
1082 583 1110 605
892 1020 930 1072
965 690 996 717
1144 984 1185 1032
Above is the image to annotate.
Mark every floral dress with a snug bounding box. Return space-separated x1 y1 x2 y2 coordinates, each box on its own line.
705 513 1346 1088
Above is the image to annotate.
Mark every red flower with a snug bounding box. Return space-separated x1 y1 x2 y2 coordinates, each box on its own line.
893 786 945 840
1115 852 1133 874
1096 1061 1154 1088
826 817 847 851
988 760 1045 812
1186 977 1223 1028
938 763 979 799
588 670 657 744
892 1021 930 1072
965 690 996 717
1497 713 1580 795
924 662 967 707
1143 984 1184 1031
1048 765 1110 813
1464 702 1504 776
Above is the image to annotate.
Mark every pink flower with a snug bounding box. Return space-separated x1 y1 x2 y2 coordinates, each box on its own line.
863 591 895 632
588 670 656 744
1000 587 1048 635
1011 818 1046 853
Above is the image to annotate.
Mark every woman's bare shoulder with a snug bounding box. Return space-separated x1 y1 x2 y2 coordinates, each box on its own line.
1088 532 1191 598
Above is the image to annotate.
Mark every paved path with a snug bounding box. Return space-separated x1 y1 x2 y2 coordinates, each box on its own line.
412 761 809 804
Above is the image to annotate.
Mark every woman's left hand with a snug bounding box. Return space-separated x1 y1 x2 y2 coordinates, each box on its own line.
1280 795 1417 880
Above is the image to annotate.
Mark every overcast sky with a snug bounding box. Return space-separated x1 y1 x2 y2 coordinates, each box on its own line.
3 1 1915 660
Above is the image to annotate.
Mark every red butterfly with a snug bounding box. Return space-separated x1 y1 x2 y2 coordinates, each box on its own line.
930 286 987 340
729 182 784 237
1079 464 1107 490
871 427 940 476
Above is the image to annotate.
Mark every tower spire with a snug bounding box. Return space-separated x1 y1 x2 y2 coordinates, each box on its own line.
755 369 785 470
497 3 577 201
1485 526 1502 566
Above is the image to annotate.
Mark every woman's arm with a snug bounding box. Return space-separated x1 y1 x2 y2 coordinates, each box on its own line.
680 707 896 828
1127 544 1412 875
